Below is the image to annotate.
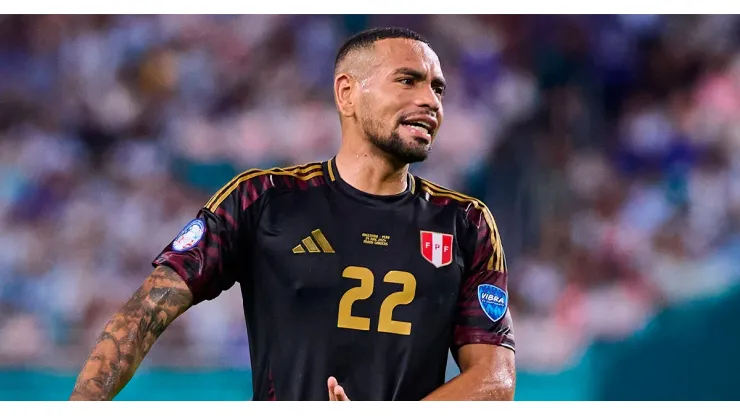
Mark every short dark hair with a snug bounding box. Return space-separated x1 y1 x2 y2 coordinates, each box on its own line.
334 27 431 72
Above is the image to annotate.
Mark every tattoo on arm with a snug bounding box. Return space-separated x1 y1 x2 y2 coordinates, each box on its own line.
69 266 194 401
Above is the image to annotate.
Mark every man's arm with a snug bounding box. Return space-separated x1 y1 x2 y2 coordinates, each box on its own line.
424 201 515 401
69 265 193 401
325 344 514 401
422 344 515 401
68 168 271 401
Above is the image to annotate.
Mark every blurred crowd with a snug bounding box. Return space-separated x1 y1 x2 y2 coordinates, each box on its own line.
1 15 740 372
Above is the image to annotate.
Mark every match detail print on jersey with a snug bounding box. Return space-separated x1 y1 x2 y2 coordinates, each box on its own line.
171 219 205 252
478 284 508 322
419 231 453 268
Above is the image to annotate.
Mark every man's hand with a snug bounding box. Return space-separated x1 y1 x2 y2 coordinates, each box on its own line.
327 376 351 401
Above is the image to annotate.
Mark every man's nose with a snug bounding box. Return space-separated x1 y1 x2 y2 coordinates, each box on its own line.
414 84 441 112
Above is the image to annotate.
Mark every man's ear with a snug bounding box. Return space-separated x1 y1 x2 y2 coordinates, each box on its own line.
334 73 355 118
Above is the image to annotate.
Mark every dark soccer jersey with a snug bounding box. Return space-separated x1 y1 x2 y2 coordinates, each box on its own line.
153 159 514 401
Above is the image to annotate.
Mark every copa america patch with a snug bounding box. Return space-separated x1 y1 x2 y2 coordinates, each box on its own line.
478 284 508 322
172 219 205 252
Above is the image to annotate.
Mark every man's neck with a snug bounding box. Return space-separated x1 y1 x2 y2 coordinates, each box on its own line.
335 143 409 196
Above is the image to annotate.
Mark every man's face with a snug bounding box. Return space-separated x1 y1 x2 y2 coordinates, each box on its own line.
356 38 446 164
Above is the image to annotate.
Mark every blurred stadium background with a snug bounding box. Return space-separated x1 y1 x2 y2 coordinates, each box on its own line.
1 14 740 400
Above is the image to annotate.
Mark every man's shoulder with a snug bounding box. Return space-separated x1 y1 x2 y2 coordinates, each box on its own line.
414 175 497 229
244 161 327 186
415 176 504 270
415 176 487 211
205 161 328 212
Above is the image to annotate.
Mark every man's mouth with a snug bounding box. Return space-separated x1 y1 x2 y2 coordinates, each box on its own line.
399 114 438 139
401 121 433 135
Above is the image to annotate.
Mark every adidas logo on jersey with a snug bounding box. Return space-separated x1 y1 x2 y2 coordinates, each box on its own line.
292 229 335 254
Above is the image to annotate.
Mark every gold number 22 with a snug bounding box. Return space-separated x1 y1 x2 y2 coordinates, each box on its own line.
337 266 417 336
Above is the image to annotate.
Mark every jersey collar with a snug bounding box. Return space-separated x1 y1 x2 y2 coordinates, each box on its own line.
324 157 416 208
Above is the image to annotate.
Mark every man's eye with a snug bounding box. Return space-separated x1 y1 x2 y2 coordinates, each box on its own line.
399 78 413 85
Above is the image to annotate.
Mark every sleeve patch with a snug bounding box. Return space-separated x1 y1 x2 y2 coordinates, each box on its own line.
172 219 206 252
478 284 508 322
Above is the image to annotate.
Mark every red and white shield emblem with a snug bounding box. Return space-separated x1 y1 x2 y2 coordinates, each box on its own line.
420 231 454 268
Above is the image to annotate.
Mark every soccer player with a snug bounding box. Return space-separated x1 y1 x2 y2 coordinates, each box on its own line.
70 27 515 401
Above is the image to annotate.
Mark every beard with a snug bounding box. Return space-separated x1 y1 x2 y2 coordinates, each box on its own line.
363 117 431 164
